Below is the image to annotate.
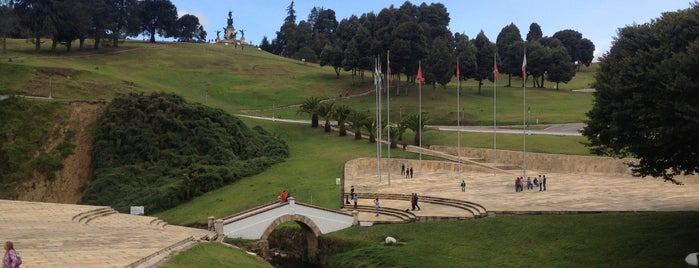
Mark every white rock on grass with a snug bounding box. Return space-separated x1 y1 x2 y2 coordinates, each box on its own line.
385 236 397 244
687 252 698 266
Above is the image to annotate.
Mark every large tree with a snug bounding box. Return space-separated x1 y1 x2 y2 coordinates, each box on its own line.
552 29 595 69
496 23 523 86
582 4 699 182
175 14 205 42
526 22 543 42
424 36 452 95
138 0 177 43
109 0 139 47
546 45 576 89
453 33 477 83
472 30 496 94
0 3 18 54
15 0 53 51
319 44 343 78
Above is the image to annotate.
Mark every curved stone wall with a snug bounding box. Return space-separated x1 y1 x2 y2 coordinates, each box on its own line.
430 146 632 175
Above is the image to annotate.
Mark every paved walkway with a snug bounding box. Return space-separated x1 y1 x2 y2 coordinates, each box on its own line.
0 200 214 268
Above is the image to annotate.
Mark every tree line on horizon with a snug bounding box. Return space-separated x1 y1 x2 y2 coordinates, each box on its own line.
259 1 595 91
0 0 207 53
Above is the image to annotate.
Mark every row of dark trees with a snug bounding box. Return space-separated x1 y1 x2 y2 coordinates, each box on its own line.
0 0 206 53
260 1 594 91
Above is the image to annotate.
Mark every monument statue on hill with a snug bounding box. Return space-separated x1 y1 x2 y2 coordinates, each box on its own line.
218 10 246 44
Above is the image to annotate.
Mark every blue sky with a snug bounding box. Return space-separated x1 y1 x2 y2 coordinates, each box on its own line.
171 0 691 59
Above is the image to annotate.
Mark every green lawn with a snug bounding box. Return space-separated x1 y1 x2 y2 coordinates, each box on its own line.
326 212 699 267
159 242 272 268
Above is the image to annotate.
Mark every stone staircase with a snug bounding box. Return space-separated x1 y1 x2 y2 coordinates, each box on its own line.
348 193 488 223
352 205 417 224
71 206 117 224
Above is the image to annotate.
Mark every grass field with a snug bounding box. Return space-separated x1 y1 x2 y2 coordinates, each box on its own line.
325 212 699 267
7 39 692 267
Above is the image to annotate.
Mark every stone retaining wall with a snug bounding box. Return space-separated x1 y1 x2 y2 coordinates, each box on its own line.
345 158 493 178
431 146 632 175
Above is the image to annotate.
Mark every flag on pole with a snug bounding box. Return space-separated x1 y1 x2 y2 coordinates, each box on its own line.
375 60 383 87
521 52 527 81
416 65 425 84
494 58 499 82
455 62 460 85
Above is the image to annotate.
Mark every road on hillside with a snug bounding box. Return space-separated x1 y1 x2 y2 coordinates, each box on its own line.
238 114 585 137
434 123 585 136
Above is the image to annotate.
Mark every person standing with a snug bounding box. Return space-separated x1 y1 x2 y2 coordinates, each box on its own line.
538 175 543 191
526 177 533 190
543 175 547 191
460 180 466 192
353 193 358 209
413 193 421 210
401 161 406 175
410 194 415 210
374 198 380 216
409 167 414 178
280 190 288 202
3 241 20 268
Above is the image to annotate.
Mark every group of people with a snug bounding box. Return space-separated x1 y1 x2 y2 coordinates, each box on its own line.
400 162 414 178
409 193 421 211
514 175 547 192
346 185 358 209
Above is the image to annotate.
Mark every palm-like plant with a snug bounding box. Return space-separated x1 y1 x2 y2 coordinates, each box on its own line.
362 117 377 143
333 104 352 136
317 102 335 132
347 109 369 140
402 113 428 146
297 97 321 128
387 125 400 148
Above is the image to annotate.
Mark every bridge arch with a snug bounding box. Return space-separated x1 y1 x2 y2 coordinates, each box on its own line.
259 214 322 263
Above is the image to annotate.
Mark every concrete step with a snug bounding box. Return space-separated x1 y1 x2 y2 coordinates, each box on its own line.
350 193 488 220
353 205 416 223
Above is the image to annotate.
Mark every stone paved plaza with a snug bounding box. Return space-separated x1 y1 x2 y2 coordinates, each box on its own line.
0 200 214 267
347 157 699 222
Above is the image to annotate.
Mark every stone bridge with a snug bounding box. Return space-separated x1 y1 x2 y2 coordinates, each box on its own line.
214 197 354 262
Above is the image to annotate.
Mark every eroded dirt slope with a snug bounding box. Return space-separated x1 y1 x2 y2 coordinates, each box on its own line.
18 101 106 203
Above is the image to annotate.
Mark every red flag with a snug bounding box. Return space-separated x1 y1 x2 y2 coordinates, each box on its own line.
494 60 499 82
416 65 425 84
455 62 460 85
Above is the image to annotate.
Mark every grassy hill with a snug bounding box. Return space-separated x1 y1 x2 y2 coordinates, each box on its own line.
0 38 596 126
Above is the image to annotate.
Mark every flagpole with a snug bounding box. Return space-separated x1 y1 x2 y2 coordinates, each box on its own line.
456 57 461 180
387 51 391 186
418 61 422 176
522 48 527 179
378 56 383 183
493 53 497 176
375 57 381 183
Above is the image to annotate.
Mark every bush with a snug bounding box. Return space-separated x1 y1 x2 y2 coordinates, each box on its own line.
82 92 289 213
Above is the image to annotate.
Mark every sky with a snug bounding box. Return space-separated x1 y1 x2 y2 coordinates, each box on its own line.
170 0 691 60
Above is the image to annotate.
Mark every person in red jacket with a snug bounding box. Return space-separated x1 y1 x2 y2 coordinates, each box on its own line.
280 190 288 202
